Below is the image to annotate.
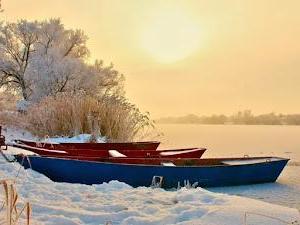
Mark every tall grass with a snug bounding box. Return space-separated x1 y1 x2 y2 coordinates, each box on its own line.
24 93 156 141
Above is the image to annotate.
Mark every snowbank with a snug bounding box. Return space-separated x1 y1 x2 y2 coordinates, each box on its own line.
0 156 299 225
2 127 106 144
2 127 36 143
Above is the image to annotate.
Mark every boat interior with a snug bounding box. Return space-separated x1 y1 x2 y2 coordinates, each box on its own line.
93 156 287 166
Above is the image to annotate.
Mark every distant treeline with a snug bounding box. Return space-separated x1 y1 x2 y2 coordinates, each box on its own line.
156 110 300 125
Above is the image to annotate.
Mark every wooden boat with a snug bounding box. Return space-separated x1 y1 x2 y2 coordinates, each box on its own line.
14 155 289 188
13 139 160 150
10 143 206 159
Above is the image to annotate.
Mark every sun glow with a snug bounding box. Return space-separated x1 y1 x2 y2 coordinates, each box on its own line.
140 9 201 63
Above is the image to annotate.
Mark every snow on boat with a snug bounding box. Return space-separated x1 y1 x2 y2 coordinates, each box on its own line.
10 143 206 159
13 139 160 150
14 155 289 188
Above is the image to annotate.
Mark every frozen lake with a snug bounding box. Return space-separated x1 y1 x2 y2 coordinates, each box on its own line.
158 124 300 210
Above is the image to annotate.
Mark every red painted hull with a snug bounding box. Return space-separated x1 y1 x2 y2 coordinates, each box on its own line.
11 143 206 159
14 139 160 150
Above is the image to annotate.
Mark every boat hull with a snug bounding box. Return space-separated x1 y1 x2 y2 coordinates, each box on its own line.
15 155 289 188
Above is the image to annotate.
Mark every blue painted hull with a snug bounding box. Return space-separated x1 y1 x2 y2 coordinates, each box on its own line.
15 155 289 188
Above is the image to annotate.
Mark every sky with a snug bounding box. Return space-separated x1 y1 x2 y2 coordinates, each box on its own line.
3 0 300 117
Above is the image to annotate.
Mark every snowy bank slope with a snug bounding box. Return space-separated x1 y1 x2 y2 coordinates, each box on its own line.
0 156 299 225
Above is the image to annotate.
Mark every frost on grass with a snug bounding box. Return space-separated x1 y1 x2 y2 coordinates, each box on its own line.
0 155 299 225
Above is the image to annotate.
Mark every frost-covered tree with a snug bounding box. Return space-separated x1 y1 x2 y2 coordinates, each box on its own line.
0 20 39 99
0 17 154 140
0 19 123 101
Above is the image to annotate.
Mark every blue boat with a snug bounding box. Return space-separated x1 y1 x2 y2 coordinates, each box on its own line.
14 155 289 188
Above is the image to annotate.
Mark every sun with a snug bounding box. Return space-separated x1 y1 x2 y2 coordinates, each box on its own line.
140 9 201 63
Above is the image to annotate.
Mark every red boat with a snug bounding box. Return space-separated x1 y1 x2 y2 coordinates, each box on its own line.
11 142 206 159
13 139 160 150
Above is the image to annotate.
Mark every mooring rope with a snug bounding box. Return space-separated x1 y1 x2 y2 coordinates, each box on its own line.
14 154 32 178
0 147 32 184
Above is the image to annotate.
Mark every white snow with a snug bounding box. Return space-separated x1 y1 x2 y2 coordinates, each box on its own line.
43 134 107 144
16 100 30 112
159 148 200 156
2 127 106 144
2 127 36 143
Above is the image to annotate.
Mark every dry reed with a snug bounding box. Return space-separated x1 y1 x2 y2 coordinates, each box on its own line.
0 179 31 225
24 93 156 142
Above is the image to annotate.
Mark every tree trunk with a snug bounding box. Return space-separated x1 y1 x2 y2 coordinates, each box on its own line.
21 86 28 100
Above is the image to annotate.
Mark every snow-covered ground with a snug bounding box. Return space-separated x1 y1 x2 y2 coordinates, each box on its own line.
0 127 299 224
2 127 106 144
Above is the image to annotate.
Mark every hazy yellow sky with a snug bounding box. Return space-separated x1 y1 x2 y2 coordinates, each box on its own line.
3 0 300 117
